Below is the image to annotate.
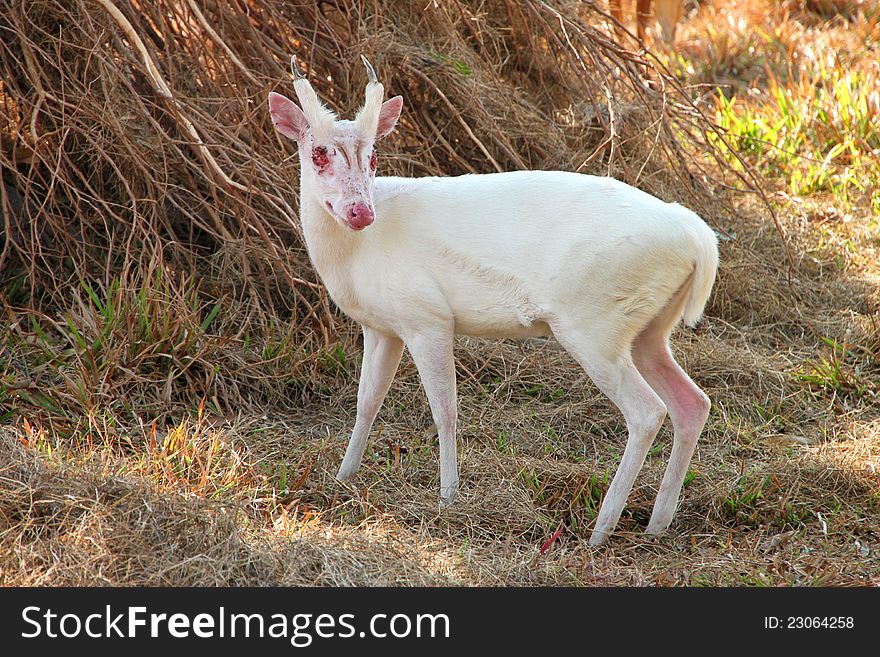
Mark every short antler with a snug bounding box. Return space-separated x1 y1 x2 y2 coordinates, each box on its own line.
355 55 385 135
360 55 378 83
290 54 306 80
288 54 336 138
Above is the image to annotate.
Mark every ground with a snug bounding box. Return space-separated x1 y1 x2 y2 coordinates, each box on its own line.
0 0 878 586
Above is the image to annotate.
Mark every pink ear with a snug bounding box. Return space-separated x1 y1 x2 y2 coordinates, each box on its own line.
268 92 309 142
376 96 403 140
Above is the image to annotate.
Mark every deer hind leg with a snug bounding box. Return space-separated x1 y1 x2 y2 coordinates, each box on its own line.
631 274 711 535
634 339 709 534
553 324 667 546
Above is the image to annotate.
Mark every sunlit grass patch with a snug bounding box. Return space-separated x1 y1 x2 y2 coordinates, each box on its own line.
142 410 255 498
712 59 880 215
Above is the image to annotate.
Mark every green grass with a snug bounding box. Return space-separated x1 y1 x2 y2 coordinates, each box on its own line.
712 58 880 215
796 336 878 400
496 430 514 454
523 384 566 402
520 467 609 531
720 469 813 529
0 265 331 431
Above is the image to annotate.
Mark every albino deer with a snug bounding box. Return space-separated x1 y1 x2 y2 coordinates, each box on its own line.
609 0 685 43
268 56 718 545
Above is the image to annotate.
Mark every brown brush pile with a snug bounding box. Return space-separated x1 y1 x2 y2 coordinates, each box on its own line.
1 0 877 586
0 2 754 304
0 0 772 417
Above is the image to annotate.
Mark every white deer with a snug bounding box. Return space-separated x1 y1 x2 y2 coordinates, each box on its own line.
268 56 718 545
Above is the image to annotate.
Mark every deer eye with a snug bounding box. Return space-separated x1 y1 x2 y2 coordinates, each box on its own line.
369 149 377 171
311 146 330 168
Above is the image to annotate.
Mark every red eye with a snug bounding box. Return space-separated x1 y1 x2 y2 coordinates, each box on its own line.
369 149 377 171
312 146 329 168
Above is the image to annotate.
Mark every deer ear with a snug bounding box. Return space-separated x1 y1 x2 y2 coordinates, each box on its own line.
375 96 403 140
269 92 309 142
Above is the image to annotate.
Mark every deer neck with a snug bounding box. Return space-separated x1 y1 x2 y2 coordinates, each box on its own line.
297 175 359 279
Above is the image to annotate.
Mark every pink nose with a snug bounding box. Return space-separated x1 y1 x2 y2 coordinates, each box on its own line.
345 204 374 230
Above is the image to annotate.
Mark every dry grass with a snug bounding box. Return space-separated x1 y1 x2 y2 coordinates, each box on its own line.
1 0 879 586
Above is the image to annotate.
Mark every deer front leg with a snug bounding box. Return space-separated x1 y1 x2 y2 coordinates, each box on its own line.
336 325 405 481
405 325 459 506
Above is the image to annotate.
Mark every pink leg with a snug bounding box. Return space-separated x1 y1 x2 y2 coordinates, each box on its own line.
633 335 710 534
553 325 668 545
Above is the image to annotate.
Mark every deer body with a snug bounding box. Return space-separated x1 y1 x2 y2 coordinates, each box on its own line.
269 58 718 545
302 171 711 344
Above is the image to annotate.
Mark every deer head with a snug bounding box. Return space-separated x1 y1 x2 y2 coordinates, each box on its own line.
268 56 403 231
